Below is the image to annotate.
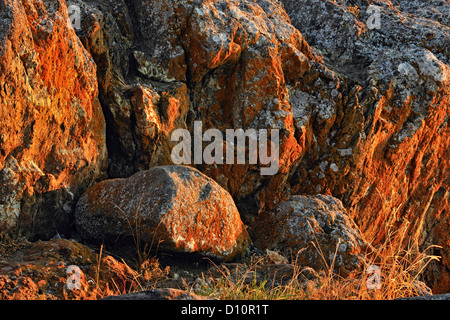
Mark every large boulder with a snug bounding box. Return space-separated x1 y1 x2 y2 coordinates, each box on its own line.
75 166 251 261
250 195 370 276
0 0 107 238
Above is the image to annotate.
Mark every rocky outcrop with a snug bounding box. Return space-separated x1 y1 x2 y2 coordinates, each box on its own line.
0 0 107 239
397 293 450 300
279 0 449 292
250 195 369 276
0 0 448 294
75 166 251 261
0 238 143 299
69 0 336 219
69 0 448 291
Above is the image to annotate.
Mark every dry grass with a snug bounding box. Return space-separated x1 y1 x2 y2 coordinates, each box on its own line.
2 197 439 300
86 252 170 300
0 221 440 300
96 198 441 301
193 222 441 300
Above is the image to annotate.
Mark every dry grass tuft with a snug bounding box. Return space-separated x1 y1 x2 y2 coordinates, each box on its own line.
193 222 440 300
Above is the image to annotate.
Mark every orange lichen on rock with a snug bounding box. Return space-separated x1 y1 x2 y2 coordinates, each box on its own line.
0 0 107 238
1 0 448 295
75 166 251 261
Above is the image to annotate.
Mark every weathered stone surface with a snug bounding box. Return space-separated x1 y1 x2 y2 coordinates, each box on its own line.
0 0 107 238
75 166 251 261
280 0 449 292
250 195 369 276
66 0 448 291
1 0 448 295
70 0 335 220
101 288 213 300
183 0 325 215
396 293 450 300
68 0 191 178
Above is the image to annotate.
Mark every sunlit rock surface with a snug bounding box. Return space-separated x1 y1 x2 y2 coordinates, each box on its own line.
0 0 448 293
0 0 107 238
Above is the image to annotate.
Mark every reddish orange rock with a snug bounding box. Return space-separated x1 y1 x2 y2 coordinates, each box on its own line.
0 0 107 238
281 0 449 292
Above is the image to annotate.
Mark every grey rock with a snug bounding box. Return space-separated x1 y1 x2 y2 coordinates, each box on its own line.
396 293 450 300
101 288 214 300
250 195 370 276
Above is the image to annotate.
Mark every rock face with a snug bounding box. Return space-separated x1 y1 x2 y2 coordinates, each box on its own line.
75 166 251 261
279 0 449 292
397 293 450 301
69 0 333 218
0 0 107 238
70 0 449 291
250 195 369 276
67 0 192 178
